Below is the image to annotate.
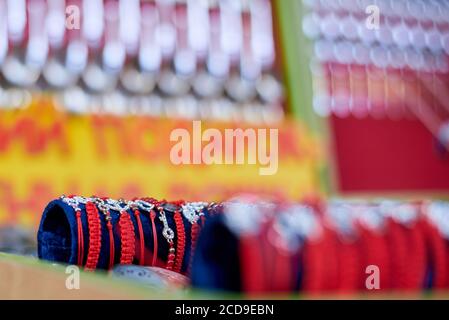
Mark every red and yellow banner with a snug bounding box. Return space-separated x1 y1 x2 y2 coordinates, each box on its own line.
0 98 323 228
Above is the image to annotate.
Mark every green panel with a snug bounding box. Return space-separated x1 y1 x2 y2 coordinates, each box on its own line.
274 0 332 195
275 1 314 129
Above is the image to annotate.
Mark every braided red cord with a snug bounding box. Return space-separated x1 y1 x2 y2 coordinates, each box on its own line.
76 210 84 266
174 210 186 273
134 209 145 266
119 210 135 264
85 202 102 270
150 210 158 266
107 220 115 269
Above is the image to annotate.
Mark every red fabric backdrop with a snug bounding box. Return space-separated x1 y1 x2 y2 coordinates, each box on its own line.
331 115 449 192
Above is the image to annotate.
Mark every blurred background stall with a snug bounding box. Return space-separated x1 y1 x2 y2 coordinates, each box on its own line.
0 0 325 234
301 0 449 193
0 0 449 297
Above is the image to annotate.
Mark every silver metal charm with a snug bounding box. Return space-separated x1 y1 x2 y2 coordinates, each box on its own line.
158 208 175 243
181 202 208 224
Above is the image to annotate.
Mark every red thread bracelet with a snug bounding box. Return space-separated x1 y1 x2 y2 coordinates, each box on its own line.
240 234 267 293
166 242 176 271
119 210 135 264
404 219 427 290
173 210 186 273
150 210 158 266
67 195 84 266
138 197 161 266
107 218 115 269
97 201 115 270
356 221 390 291
265 221 293 292
323 226 339 292
301 224 330 294
336 235 360 293
155 203 176 271
133 208 146 266
85 201 102 270
271 250 292 292
76 209 84 266
299 201 334 294
169 200 186 273
387 218 409 289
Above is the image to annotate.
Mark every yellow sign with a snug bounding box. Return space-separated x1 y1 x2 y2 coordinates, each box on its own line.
0 98 323 228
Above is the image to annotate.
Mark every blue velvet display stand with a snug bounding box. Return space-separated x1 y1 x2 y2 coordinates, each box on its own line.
190 213 304 292
37 198 216 272
190 214 242 291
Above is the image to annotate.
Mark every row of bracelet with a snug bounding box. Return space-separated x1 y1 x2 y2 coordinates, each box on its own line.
60 195 217 273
